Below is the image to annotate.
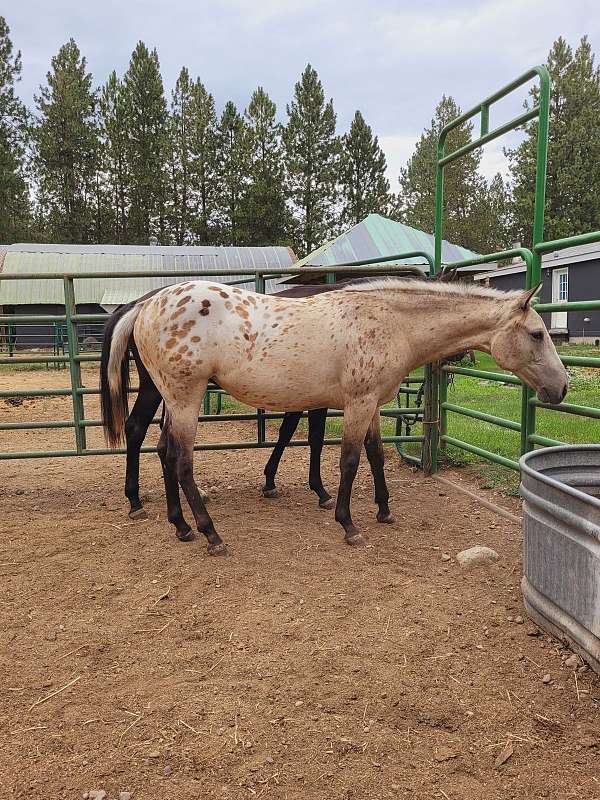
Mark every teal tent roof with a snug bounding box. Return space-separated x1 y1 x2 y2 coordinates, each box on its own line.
293 213 479 273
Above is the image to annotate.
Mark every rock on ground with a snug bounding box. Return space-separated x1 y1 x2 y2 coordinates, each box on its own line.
456 546 499 569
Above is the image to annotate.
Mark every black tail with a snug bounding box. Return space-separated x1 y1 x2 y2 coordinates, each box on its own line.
100 302 135 448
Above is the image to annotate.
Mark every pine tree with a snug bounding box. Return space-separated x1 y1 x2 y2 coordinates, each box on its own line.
241 86 287 245
283 64 339 256
167 66 194 244
0 16 31 242
217 100 249 244
34 38 99 242
99 71 129 242
397 95 486 250
122 42 168 244
188 78 219 244
340 110 390 226
507 36 600 245
469 173 512 253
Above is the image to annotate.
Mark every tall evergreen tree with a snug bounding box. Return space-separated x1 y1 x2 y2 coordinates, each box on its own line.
99 71 129 242
340 110 390 226
241 86 287 245
122 42 168 243
167 66 194 244
0 16 30 242
188 77 219 244
217 100 248 244
507 36 600 245
34 39 99 242
469 173 512 253
397 95 486 249
283 64 339 256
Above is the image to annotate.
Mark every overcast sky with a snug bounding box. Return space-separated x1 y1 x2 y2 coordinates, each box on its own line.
5 0 600 186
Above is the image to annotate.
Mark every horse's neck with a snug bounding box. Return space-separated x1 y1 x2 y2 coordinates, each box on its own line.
397 293 501 369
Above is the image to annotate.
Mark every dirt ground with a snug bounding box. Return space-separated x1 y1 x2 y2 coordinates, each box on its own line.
1 369 600 800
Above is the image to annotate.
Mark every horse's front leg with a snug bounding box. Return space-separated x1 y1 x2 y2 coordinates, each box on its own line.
262 411 302 498
335 397 377 546
308 408 334 509
364 412 395 524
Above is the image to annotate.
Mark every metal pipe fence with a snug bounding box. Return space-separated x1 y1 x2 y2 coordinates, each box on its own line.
430 66 600 472
0 258 433 461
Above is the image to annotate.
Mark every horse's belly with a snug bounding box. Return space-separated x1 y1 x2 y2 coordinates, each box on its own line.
216 364 341 412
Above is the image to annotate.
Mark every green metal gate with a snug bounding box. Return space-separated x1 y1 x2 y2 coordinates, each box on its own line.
422 66 600 474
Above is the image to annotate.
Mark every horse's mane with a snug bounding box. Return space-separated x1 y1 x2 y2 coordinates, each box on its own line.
342 276 522 301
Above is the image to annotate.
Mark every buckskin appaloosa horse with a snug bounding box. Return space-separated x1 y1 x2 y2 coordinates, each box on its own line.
100 275 426 521
102 278 567 555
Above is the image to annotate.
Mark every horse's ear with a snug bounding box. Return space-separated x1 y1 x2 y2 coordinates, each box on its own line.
518 282 543 310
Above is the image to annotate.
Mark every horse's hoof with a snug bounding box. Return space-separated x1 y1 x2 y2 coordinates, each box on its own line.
377 512 396 525
129 508 148 520
207 542 227 556
319 497 335 510
262 488 279 499
177 529 195 542
346 533 368 547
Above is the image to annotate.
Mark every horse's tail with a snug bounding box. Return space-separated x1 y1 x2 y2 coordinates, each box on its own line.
100 303 143 448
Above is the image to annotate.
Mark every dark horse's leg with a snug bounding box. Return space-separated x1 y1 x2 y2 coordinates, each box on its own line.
262 408 333 509
124 351 162 519
335 399 377 546
364 413 395 524
308 408 334 509
262 411 302 498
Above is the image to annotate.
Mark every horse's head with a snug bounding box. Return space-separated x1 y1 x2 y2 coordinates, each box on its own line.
490 284 568 405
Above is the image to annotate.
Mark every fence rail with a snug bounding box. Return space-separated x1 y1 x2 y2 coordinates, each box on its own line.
0 260 430 461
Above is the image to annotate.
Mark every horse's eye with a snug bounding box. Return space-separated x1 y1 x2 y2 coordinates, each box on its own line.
531 331 544 341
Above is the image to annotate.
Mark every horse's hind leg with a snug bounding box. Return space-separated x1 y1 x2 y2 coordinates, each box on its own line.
364 412 395 525
169 399 225 556
308 408 334 509
124 383 162 519
157 418 194 542
335 398 377 546
262 411 302 498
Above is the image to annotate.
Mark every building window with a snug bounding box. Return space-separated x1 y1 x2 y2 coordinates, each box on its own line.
558 270 568 302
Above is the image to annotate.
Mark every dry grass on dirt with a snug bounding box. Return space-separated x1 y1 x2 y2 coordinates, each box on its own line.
1 369 600 800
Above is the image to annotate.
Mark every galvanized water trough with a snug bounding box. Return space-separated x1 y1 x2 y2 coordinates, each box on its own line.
520 445 600 674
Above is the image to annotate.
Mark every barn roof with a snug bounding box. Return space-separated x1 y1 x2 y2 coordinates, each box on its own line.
285 214 480 283
0 244 296 306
